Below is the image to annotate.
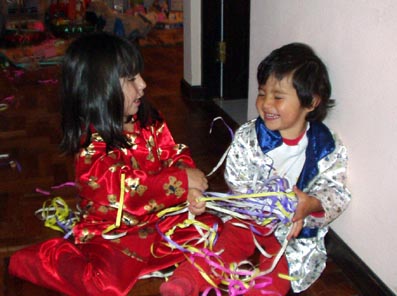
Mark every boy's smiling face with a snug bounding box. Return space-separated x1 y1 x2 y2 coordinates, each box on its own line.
256 73 317 139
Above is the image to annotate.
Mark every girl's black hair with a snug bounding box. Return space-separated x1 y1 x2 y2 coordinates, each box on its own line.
257 43 333 122
60 32 162 154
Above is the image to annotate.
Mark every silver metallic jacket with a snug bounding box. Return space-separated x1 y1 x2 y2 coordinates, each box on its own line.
224 118 351 292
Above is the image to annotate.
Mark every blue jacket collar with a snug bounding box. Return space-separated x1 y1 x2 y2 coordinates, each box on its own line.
255 117 335 189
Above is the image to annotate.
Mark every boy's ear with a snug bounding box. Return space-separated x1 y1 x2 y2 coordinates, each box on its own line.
308 95 321 111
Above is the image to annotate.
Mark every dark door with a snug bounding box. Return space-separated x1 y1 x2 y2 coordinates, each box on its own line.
202 0 250 100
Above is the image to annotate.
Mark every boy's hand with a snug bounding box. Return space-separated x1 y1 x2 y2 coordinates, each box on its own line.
187 188 206 215
287 186 323 240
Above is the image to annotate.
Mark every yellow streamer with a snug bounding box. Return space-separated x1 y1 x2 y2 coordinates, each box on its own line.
275 201 291 218
200 191 295 202
0 104 8 112
103 173 126 234
278 273 298 281
36 196 78 233
157 202 188 218
150 218 218 260
150 189 297 290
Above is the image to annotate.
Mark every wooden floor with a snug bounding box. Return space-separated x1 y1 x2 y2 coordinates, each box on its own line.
0 42 362 295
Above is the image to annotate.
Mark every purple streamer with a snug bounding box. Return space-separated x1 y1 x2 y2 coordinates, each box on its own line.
209 117 235 140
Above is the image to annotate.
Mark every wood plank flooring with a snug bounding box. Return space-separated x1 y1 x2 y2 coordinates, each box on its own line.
1 42 361 295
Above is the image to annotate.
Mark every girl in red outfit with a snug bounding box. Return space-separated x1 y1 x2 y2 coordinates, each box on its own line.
9 32 222 296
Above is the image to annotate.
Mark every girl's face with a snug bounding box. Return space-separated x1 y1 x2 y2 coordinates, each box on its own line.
256 74 316 139
120 74 146 120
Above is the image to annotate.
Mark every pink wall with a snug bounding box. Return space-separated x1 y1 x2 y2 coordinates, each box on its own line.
249 1 397 292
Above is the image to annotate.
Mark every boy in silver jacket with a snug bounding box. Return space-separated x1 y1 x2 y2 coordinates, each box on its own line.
161 43 351 295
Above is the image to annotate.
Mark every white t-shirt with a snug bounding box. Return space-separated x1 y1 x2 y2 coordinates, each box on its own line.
267 130 308 188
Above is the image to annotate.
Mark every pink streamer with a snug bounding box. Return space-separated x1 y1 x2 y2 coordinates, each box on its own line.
1 95 15 103
36 188 51 195
36 181 77 196
187 248 276 295
38 79 58 84
51 182 76 189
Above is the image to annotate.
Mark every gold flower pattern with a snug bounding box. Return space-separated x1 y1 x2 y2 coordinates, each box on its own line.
91 133 104 142
88 176 100 190
125 133 138 150
146 135 155 162
163 176 185 198
122 213 139 226
79 228 95 243
98 205 109 214
138 227 154 239
155 123 165 136
125 177 148 197
107 194 117 205
120 147 128 156
122 248 144 262
108 162 124 173
174 143 188 155
143 199 165 213
130 157 139 169
81 143 96 164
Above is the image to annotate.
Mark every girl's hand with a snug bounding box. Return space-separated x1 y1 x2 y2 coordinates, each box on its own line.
287 186 323 240
187 188 206 215
185 168 208 192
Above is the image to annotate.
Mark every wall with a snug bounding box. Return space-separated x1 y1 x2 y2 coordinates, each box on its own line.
182 0 201 86
249 0 397 292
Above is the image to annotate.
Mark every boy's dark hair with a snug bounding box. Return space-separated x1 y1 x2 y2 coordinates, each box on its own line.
257 43 333 122
60 32 162 154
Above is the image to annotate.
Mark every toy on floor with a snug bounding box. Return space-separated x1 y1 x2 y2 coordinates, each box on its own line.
85 0 157 41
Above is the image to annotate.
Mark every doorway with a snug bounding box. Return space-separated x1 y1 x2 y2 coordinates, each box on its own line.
201 0 250 124
201 0 250 101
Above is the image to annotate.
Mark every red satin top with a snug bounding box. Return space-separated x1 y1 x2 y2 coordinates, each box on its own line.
73 120 198 259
